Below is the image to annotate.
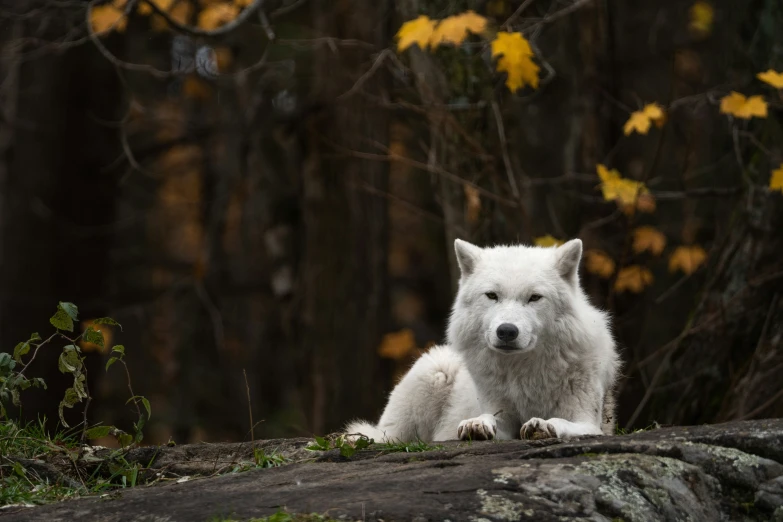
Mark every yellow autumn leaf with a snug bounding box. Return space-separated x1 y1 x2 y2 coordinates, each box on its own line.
430 11 488 47
689 1 714 37
491 32 540 92
378 328 417 360
757 70 783 89
632 226 666 256
668 245 707 275
396 15 437 52
91 2 128 34
623 103 666 136
596 164 651 208
150 1 193 31
198 3 239 30
534 235 564 248
464 184 481 224
138 0 173 16
719 92 768 120
770 165 783 193
585 250 615 279
614 265 654 294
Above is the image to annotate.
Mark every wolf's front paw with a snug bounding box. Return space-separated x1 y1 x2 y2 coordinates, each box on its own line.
521 418 558 440
457 415 496 441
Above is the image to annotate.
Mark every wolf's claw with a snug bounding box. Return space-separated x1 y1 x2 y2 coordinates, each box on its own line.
521 417 558 440
457 416 496 441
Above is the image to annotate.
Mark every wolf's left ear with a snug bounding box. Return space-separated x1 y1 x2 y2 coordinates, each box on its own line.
555 239 583 285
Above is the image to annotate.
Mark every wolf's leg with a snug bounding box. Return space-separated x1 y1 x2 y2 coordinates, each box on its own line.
346 346 469 442
520 417 602 439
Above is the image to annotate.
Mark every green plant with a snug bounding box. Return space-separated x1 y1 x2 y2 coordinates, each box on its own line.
305 434 372 458
0 302 150 448
372 438 443 453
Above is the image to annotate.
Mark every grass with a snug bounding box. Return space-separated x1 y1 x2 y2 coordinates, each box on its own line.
0 418 156 507
372 438 444 453
0 418 292 508
615 422 660 435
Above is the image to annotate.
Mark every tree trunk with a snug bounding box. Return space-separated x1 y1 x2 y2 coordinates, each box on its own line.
301 0 392 434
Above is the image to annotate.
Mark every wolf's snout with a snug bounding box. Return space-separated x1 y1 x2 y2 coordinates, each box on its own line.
496 323 519 342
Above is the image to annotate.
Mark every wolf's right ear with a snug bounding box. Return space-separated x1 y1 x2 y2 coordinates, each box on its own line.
454 239 482 277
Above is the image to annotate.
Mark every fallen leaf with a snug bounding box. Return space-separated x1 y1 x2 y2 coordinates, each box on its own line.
757 70 783 89
378 329 417 360
585 250 615 279
534 235 564 248
614 265 654 294
668 245 707 275
719 92 768 120
396 15 437 52
464 185 481 224
632 226 667 256
430 11 488 46
491 31 540 92
770 165 783 193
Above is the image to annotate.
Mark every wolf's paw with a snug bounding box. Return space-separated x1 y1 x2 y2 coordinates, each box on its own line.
457 415 496 441
521 418 558 440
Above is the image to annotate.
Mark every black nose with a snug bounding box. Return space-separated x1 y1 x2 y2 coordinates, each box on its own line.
496 323 519 342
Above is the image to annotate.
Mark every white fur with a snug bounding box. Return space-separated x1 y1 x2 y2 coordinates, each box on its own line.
345 239 621 442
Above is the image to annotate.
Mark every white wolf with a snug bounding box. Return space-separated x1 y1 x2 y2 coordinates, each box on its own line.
345 238 620 442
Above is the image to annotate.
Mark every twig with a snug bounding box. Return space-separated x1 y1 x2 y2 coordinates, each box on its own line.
336 50 390 101
243 369 254 442
502 0 536 30
491 100 520 199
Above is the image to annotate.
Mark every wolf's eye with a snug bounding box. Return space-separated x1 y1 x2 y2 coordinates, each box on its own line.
485 292 498 301
529 294 542 302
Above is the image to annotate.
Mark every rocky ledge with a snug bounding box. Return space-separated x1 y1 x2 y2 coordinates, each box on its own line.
2 419 782 521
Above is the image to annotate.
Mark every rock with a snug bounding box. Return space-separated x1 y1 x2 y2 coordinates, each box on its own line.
2 419 782 521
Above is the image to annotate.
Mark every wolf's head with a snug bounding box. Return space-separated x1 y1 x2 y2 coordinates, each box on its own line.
447 239 584 355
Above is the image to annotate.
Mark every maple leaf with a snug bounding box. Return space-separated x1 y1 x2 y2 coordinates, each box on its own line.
396 15 437 52
757 70 783 89
534 235 564 248
689 1 714 38
430 11 488 47
623 103 666 136
632 226 666 256
770 165 783 193
464 185 481 224
91 2 128 34
585 250 615 279
491 32 540 92
719 92 768 120
378 328 417 360
198 3 239 31
614 265 654 294
596 164 652 208
668 246 707 275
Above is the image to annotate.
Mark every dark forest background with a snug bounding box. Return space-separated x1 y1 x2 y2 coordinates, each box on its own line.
1 0 782 445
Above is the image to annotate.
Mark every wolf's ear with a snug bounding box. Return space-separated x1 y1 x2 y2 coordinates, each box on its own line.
454 239 482 277
555 239 583 284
